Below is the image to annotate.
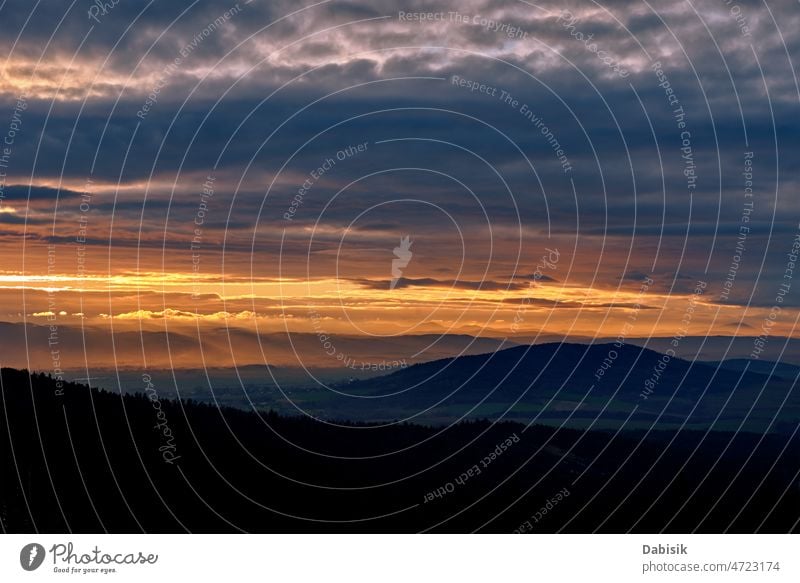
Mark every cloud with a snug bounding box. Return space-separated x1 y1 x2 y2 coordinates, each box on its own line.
354 277 527 291
0 0 798 324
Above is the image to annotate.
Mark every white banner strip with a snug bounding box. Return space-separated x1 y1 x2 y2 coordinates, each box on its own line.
0 534 796 582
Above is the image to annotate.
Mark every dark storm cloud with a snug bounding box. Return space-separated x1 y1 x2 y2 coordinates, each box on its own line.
509 273 558 282
497 297 659 309
354 277 528 291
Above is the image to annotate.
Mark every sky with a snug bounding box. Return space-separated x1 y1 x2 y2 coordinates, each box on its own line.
1 0 799 371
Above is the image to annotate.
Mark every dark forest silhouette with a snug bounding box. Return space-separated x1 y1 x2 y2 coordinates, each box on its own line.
1 367 797 533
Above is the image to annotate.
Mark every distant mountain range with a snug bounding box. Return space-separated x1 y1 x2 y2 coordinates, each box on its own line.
8 319 799 432
711 358 800 380
289 343 800 431
7 319 800 372
0 321 516 370
67 341 800 432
